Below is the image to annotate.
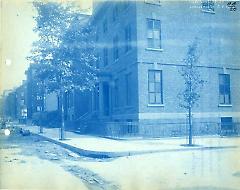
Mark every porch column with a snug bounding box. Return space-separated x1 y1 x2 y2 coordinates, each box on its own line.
98 82 104 117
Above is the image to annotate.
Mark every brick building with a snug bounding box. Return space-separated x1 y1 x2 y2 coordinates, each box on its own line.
25 63 91 129
15 82 28 123
2 90 17 120
25 64 45 121
1 82 28 123
83 0 240 137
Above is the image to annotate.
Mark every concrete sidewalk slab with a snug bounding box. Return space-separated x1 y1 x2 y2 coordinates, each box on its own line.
18 124 240 159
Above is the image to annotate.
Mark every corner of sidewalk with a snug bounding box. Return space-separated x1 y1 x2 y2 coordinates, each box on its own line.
18 124 240 159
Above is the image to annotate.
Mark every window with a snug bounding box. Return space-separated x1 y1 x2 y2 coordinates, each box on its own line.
147 19 161 49
95 53 100 69
36 95 42 100
145 0 161 5
201 0 214 12
114 79 119 107
103 19 107 33
94 84 99 111
125 73 132 106
221 117 233 130
20 100 24 106
124 0 130 9
113 5 119 22
96 31 99 42
148 70 163 104
37 106 42 112
113 36 119 60
219 74 231 104
103 48 108 66
125 25 132 52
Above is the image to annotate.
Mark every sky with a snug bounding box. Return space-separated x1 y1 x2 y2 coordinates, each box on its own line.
0 0 92 94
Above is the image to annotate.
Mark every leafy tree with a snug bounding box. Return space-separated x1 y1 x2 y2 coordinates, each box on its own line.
55 14 98 91
28 2 98 140
178 39 205 146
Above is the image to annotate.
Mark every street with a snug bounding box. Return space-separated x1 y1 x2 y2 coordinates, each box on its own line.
1 1 240 190
0 129 240 190
0 132 117 190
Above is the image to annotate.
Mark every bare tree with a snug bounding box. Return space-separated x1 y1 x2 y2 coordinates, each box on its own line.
178 39 205 146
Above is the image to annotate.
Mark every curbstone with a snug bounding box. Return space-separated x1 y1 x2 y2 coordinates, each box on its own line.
29 131 239 159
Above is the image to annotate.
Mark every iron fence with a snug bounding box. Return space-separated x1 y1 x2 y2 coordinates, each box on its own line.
76 120 240 138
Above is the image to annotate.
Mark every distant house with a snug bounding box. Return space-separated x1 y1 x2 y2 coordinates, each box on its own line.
25 64 45 121
81 0 240 137
2 82 28 123
2 90 17 120
15 81 28 123
64 89 92 130
45 92 58 112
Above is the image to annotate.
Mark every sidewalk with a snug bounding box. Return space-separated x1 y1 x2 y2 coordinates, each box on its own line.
19 124 240 159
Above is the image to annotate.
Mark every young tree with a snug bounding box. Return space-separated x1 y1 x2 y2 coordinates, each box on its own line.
28 2 98 140
178 39 205 146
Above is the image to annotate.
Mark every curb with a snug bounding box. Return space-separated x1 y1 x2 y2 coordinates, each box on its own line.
32 133 116 159
30 132 239 159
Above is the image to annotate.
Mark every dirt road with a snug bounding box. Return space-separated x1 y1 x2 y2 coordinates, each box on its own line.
0 131 118 190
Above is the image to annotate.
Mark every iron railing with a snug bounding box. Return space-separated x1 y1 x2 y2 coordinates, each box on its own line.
76 120 240 138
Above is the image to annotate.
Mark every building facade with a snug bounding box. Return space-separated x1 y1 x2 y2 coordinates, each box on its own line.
2 90 17 120
1 82 28 123
85 0 240 137
25 63 91 129
15 82 28 123
26 64 45 122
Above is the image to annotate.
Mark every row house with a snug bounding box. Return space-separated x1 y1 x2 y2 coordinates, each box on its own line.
25 63 91 129
2 90 17 120
15 81 28 123
1 82 27 123
25 64 45 121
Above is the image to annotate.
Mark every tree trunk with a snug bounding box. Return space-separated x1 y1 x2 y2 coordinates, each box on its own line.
59 87 65 140
188 106 192 145
40 125 43 133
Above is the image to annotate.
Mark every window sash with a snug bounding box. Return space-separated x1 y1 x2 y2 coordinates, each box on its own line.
219 74 231 104
125 25 132 52
114 79 119 107
103 48 108 66
155 93 162 103
103 20 107 33
148 70 163 104
113 6 119 21
125 73 132 105
113 37 119 60
94 85 99 110
147 19 161 49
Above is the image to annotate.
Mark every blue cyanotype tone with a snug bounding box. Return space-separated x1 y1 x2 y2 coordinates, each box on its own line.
0 1 240 189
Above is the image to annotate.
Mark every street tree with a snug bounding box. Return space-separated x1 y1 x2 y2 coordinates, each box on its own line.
178 39 205 146
28 2 98 140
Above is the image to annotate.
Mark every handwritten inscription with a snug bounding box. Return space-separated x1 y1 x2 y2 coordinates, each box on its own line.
227 1 237 11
